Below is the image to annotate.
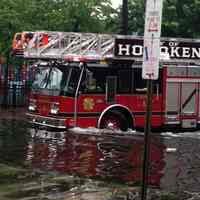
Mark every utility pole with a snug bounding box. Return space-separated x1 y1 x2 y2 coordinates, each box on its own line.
121 0 128 35
141 79 153 200
141 0 163 199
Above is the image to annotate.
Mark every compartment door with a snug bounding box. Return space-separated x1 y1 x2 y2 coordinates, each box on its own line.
180 82 197 115
165 82 180 123
180 82 198 128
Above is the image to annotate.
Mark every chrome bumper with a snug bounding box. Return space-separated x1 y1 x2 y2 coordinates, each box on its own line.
26 113 66 129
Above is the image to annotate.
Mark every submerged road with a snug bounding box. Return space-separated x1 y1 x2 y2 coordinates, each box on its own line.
0 107 200 200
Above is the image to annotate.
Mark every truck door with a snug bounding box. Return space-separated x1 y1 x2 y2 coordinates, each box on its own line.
165 81 180 124
180 82 198 128
180 82 197 116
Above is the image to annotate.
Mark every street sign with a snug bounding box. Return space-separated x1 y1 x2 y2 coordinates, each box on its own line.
142 0 163 80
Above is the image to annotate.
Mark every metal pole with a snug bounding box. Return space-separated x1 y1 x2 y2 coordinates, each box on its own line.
121 0 128 35
74 62 84 127
141 79 153 200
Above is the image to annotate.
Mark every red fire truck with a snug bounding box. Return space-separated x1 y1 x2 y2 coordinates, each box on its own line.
21 31 200 131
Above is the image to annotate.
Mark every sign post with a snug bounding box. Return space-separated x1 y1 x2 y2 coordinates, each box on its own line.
141 0 163 200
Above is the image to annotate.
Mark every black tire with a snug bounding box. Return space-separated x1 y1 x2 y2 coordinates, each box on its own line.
100 110 128 131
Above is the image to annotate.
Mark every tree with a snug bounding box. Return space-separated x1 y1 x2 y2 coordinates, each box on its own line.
54 0 117 33
113 0 200 38
0 0 117 57
162 0 200 38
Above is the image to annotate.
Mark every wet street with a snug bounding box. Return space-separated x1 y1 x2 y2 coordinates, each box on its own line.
0 107 200 200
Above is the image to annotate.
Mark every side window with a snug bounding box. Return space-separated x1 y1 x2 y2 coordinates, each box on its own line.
118 69 133 93
106 76 117 103
133 68 162 94
133 68 147 94
153 69 162 94
61 67 81 96
66 68 80 94
82 68 106 94
85 71 97 91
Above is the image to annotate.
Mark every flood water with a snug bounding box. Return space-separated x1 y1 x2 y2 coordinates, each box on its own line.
0 107 200 200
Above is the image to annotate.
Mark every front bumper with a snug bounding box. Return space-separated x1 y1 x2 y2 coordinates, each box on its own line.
26 112 66 129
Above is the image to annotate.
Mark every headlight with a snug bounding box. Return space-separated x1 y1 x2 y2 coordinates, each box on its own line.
28 99 37 111
50 103 59 114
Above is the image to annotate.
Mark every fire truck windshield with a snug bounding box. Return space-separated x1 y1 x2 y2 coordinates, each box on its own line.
32 65 81 96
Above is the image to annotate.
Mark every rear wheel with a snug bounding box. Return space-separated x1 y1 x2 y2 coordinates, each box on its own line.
100 110 128 131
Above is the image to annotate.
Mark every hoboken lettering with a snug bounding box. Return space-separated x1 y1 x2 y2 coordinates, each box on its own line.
115 40 200 60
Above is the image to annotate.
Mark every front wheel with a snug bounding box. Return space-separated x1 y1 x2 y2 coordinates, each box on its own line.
99 110 128 131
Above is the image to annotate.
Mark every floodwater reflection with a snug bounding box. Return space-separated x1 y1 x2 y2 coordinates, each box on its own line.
27 128 165 187
1 111 200 199
0 113 166 200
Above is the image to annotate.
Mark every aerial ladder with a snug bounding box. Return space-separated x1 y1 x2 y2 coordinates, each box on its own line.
12 31 200 65
21 31 116 61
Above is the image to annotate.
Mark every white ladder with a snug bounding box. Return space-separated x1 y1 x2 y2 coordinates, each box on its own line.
24 31 115 60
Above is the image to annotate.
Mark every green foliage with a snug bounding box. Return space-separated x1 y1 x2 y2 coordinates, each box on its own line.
162 0 200 38
0 0 117 58
113 0 200 38
128 0 145 35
